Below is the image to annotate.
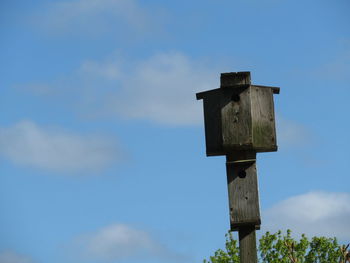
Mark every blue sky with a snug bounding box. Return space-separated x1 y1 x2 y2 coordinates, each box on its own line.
0 0 350 262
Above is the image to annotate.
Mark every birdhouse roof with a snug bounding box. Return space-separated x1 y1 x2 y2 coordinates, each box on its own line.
196 84 280 100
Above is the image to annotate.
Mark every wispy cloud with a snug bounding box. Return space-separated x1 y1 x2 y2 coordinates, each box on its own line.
80 60 121 80
276 116 311 148
0 251 33 263
77 52 221 125
73 223 186 262
263 191 350 240
0 120 120 173
21 51 221 126
32 0 157 37
100 52 219 125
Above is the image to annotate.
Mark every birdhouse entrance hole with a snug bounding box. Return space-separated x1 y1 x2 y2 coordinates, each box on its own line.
238 169 247 178
231 94 240 102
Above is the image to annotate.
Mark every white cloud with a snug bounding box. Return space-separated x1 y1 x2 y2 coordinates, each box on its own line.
263 191 350 240
74 223 185 261
80 60 121 80
86 51 219 125
0 251 33 263
34 0 155 36
276 116 311 148
0 121 120 173
19 51 220 125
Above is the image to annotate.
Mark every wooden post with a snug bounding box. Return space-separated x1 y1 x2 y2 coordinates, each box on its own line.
226 151 259 263
239 226 258 263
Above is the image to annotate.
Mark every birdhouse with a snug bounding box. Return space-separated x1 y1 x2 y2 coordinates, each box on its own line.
196 72 279 156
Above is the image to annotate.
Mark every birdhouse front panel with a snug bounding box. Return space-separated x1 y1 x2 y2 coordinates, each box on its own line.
221 86 253 152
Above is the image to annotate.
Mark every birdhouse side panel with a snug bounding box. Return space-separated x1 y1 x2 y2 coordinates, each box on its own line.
250 86 277 152
202 93 224 156
221 87 253 151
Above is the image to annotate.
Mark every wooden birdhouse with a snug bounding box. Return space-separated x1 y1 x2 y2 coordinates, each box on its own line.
196 72 279 156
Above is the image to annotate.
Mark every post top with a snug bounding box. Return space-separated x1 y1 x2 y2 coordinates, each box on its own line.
220 71 251 87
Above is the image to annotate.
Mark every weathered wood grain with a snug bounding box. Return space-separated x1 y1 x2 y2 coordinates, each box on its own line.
226 152 261 230
250 85 277 152
239 226 258 263
222 87 252 152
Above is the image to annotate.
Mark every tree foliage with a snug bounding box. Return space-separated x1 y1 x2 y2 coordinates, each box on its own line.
203 230 350 263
